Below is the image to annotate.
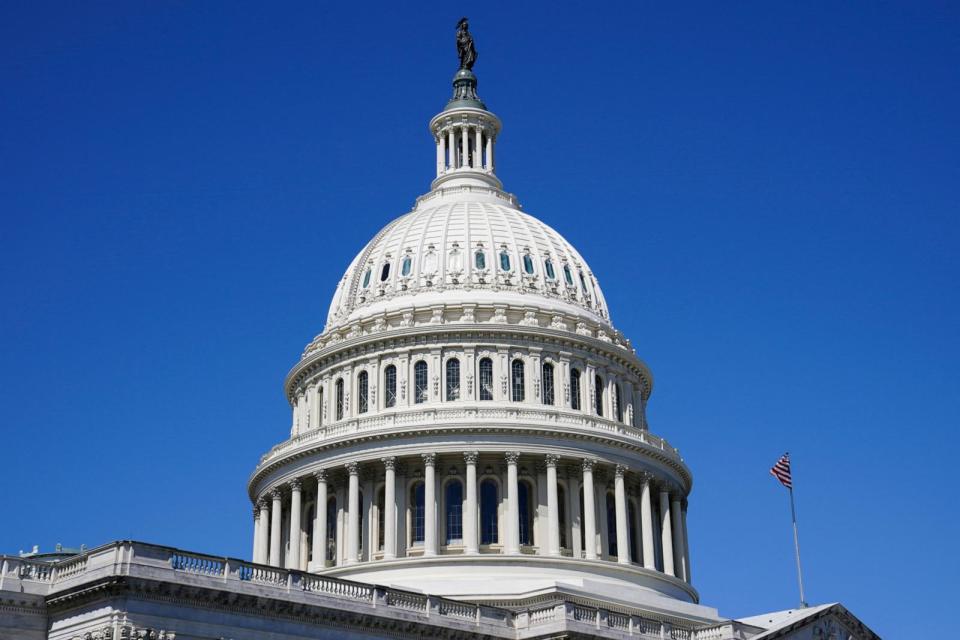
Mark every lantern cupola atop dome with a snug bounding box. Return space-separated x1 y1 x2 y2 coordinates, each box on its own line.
429 18 502 192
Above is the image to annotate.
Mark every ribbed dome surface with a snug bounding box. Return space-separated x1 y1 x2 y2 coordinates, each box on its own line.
325 200 610 330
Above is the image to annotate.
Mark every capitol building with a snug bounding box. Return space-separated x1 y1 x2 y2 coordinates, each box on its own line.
1 24 878 640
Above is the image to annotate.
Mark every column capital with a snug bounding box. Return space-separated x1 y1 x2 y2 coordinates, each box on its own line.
288 478 302 491
463 451 479 465
639 470 655 485
345 461 359 476
314 468 328 483
422 452 436 466
270 487 283 501
253 506 260 520
581 458 596 472
615 464 627 478
382 456 396 470
544 454 560 468
505 451 520 465
257 497 270 509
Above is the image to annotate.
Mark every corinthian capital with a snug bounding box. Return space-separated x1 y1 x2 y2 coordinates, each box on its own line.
314 468 328 483
504 451 520 465
615 464 627 478
544 454 560 467
382 456 396 471
345 462 359 475
463 451 479 465
581 458 596 472
421 453 436 466
288 477 302 491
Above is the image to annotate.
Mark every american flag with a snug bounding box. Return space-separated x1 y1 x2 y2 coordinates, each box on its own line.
770 453 792 489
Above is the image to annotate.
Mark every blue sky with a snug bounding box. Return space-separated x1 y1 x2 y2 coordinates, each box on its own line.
1 2 957 637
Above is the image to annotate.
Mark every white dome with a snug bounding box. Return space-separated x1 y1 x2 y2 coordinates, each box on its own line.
325 197 611 331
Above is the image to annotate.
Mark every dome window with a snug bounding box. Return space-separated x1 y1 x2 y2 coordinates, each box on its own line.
401 255 412 277
362 268 372 289
523 254 535 275
563 264 574 286
475 250 486 270
579 271 588 293
380 262 390 282
544 258 556 280
499 250 511 271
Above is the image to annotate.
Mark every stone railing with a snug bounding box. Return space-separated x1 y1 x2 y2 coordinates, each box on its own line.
1 541 754 640
257 403 682 468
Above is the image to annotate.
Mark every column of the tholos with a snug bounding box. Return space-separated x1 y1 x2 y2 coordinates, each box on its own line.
423 453 437 556
485 132 494 172
545 455 560 556
567 473 582 558
671 494 687 580
269 488 283 566
346 463 360 564
312 470 327 569
436 136 444 176
640 475 655 570
289 479 302 570
681 499 692 583
460 125 468 170
448 128 456 169
474 126 482 169
659 487 675 576
252 508 260 563
382 457 396 559
614 465 630 564
464 452 479 554
257 500 270 564
581 459 597 560
505 452 520 554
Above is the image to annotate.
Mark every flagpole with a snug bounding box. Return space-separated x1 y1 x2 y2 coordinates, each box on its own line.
787 486 808 608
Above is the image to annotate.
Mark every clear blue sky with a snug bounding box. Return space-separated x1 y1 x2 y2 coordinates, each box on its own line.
1 2 957 637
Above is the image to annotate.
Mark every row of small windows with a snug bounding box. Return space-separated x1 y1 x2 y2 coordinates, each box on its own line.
360 250 595 294
331 360 625 420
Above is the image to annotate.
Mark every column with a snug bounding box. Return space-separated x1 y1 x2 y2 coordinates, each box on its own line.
436 136 444 175
581 459 597 560
485 133 494 172
252 507 260 562
681 500 692 583
567 473 582 558
671 494 686 580
614 465 630 565
460 124 468 170
640 475 655 569
659 487 674 576
505 452 520 554
474 127 482 169
289 479 303 570
361 476 373 562
448 128 455 169
423 453 437 556
309 385 320 430
269 488 283 567
464 452 479 555
545 455 560 556
257 500 270 564
312 470 327 569
346 462 360 564
383 457 396 559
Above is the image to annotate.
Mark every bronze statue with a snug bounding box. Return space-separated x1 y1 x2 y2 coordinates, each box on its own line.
456 18 477 70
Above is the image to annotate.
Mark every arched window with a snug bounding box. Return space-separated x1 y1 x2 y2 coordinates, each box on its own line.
411 483 425 545
541 362 555 405
335 379 344 420
401 255 412 277
480 480 499 544
518 481 533 546
445 480 463 544
558 484 567 549
478 358 494 401
357 371 369 414
499 250 511 271
522 254 535 274
594 375 604 417
563 264 574 286
511 359 525 402
446 358 460 401
475 250 486 269
377 487 385 551
606 492 618 558
380 262 390 282
414 360 428 404
384 365 397 408
544 258 556 280
614 383 623 422
362 268 372 288
325 496 337 562
628 500 638 563
570 368 581 410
